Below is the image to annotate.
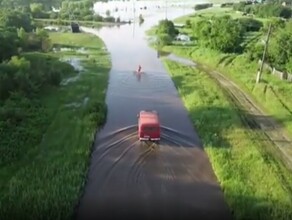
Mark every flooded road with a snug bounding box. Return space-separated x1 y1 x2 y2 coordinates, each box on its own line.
76 6 232 220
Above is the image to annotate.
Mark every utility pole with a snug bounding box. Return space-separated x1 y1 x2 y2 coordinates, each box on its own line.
132 0 135 38
165 0 168 19
256 23 272 84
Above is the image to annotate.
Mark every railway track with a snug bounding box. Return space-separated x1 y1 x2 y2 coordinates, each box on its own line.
203 67 292 170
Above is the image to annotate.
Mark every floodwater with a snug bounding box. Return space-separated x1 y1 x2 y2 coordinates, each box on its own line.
93 0 201 22
76 5 232 220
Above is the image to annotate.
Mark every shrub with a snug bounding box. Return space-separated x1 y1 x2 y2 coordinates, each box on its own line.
194 3 213 10
237 17 263 32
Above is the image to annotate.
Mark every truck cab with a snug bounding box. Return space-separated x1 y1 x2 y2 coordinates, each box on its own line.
137 110 161 142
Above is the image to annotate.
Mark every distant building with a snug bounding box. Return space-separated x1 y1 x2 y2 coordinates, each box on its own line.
175 34 190 42
52 7 60 12
44 26 59 31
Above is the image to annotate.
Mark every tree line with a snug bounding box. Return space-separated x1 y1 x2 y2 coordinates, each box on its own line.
155 6 292 73
194 3 213 11
58 0 116 23
0 0 117 22
0 0 99 10
0 8 74 135
233 1 292 19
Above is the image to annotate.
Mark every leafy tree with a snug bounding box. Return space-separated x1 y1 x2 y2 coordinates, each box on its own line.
268 23 292 71
9 56 31 93
155 19 178 47
59 0 97 21
185 19 191 28
17 27 28 50
236 17 263 32
235 2 292 18
246 43 264 61
30 3 47 18
221 3 234 8
233 1 251 12
36 28 52 52
0 9 33 31
194 3 213 10
286 58 292 73
266 0 292 3
193 16 245 53
156 34 173 47
0 27 19 61
156 19 178 38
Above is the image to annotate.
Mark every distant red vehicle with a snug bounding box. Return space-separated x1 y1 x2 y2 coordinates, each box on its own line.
137 110 161 142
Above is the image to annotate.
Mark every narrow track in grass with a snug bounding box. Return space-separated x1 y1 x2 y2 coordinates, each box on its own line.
208 69 292 170
166 54 292 171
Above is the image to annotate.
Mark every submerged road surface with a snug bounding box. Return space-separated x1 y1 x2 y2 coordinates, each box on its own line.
76 7 232 220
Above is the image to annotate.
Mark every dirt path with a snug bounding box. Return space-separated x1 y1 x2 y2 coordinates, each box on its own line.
167 54 292 170
208 69 292 169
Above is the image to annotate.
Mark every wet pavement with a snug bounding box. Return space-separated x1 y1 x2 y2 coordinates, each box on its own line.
76 6 232 220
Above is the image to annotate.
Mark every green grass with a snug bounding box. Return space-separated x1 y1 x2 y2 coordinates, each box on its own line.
0 33 111 219
162 45 292 137
163 59 292 220
34 18 103 28
174 6 269 26
174 7 238 23
147 6 292 138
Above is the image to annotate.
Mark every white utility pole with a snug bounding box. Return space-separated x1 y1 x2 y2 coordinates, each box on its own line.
165 0 168 19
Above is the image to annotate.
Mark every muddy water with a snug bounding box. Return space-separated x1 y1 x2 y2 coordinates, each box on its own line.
76 7 232 220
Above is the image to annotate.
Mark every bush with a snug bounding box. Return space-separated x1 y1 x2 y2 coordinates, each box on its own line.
0 92 46 165
156 34 173 47
237 17 263 32
0 27 20 62
246 43 264 61
94 14 103 22
0 53 75 101
233 1 252 12
156 19 178 38
221 3 234 8
185 19 191 28
83 15 94 21
139 14 144 24
234 2 292 18
50 12 59 19
193 16 245 53
85 100 107 126
194 3 213 10
103 16 115 22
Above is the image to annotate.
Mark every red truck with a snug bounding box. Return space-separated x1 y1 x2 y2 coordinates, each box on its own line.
137 110 161 142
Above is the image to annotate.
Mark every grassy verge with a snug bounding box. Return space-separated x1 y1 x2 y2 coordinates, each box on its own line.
34 18 130 28
34 18 103 28
162 44 292 136
176 6 269 23
163 59 292 220
0 33 111 219
148 6 292 137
